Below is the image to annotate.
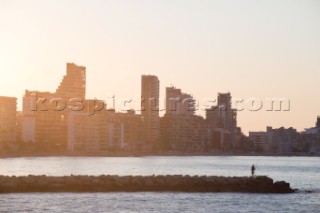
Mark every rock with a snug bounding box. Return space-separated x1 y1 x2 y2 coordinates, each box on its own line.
274 181 294 193
114 176 131 186
0 175 295 193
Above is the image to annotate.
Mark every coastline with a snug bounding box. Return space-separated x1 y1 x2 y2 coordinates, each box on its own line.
1 151 319 158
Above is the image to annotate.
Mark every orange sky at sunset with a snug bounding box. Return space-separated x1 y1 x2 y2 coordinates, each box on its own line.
1 0 320 134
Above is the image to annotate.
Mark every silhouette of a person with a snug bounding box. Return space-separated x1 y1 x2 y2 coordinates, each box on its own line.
251 164 256 176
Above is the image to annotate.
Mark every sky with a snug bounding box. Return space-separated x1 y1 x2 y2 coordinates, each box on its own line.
0 0 319 134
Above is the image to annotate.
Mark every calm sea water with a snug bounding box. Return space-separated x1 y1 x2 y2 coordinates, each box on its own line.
0 156 319 212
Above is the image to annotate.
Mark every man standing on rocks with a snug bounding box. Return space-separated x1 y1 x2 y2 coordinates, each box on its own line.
251 164 256 176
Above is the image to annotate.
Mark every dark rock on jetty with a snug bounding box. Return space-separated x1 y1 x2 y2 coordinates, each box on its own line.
0 175 294 193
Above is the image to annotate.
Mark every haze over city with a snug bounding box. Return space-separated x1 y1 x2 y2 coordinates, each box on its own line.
1 0 320 134
1 1 320 213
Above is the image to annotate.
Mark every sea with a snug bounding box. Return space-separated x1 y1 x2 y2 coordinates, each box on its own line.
0 156 319 213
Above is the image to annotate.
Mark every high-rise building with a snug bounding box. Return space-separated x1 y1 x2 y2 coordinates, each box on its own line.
249 130 272 152
22 90 66 150
206 106 224 129
161 87 208 152
160 114 210 152
22 63 87 151
217 93 237 148
0 96 17 144
16 111 23 142
204 93 238 151
104 109 143 152
22 90 36 144
141 75 160 151
300 116 320 153
269 127 298 153
56 63 86 100
165 86 195 115
218 93 234 132
68 100 107 153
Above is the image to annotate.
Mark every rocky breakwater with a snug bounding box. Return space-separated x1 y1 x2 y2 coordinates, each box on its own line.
0 175 294 193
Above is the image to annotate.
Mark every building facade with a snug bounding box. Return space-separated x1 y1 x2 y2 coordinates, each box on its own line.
249 126 298 153
0 96 17 145
105 110 143 152
22 63 87 151
141 75 160 151
300 116 320 154
68 101 107 153
165 86 195 115
205 93 238 151
249 130 271 152
56 63 86 100
160 114 210 152
161 86 209 152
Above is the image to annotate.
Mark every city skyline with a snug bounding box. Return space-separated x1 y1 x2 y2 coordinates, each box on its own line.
1 2 320 213
1 61 318 135
1 62 317 155
1 0 320 134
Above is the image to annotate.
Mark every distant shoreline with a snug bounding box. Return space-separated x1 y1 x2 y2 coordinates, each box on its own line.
1 151 319 158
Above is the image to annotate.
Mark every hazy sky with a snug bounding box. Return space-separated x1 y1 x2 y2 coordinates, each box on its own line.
1 0 319 134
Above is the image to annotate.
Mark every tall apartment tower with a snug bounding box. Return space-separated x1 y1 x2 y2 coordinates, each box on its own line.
165 86 195 115
0 96 17 143
218 93 234 132
317 116 320 128
217 92 237 148
56 63 86 100
22 90 65 148
22 63 87 151
141 75 160 151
